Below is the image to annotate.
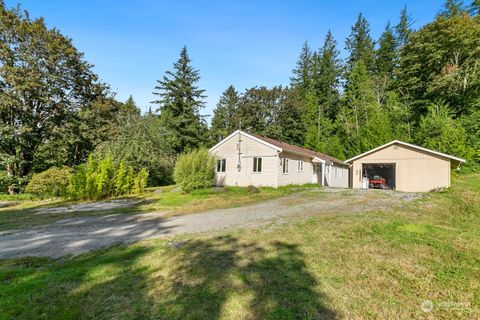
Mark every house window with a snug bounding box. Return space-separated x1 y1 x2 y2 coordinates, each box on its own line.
298 160 303 172
253 157 262 173
216 159 226 172
281 158 289 174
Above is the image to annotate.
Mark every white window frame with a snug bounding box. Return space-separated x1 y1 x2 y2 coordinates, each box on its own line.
297 160 303 172
253 157 262 173
216 158 226 173
281 158 289 174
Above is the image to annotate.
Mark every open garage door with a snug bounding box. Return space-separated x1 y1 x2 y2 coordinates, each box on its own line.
362 163 396 190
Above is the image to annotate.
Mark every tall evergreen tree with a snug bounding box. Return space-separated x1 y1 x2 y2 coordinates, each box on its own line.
342 60 377 134
277 87 306 146
395 6 414 49
304 31 341 152
312 30 342 119
376 22 397 77
290 41 313 95
374 22 397 105
470 0 480 15
210 85 240 143
345 13 376 73
152 46 208 153
440 0 467 17
119 95 141 125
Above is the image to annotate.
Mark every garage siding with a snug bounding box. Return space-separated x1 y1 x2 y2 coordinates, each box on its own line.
351 144 451 192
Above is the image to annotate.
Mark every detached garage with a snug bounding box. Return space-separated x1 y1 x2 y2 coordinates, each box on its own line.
345 140 466 192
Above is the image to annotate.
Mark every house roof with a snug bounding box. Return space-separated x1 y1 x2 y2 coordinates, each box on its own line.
344 140 466 164
249 132 347 166
210 130 347 166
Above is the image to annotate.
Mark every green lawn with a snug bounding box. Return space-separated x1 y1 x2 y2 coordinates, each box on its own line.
0 184 320 232
0 174 479 319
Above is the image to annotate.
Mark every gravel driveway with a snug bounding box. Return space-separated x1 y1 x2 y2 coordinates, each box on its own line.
0 189 419 259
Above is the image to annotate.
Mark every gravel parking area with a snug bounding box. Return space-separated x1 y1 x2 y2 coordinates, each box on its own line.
0 189 419 259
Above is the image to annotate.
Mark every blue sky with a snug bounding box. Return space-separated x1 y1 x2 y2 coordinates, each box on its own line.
6 0 445 120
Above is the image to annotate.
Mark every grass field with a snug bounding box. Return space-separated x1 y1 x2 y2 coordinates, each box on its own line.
0 174 479 319
0 184 319 232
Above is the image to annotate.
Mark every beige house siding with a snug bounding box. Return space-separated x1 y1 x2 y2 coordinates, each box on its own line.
325 165 349 188
277 151 315 186
350 144 451 192
211 131 350 189
210 132 279 187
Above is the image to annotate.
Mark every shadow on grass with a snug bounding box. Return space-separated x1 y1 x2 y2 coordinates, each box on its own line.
151 235 337 319
0 236 338 319
0 197 153 232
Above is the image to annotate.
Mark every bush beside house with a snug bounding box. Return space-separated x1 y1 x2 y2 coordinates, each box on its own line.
174 148 216 192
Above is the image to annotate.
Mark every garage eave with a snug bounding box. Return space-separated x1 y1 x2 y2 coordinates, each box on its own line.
345 140 467 164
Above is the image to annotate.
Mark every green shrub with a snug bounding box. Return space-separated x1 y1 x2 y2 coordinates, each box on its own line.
25 167 73 197
133 168 149 194
68 154 149 200
173 148 216 192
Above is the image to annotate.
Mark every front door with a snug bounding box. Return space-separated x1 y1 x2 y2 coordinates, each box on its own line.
312 163 322 184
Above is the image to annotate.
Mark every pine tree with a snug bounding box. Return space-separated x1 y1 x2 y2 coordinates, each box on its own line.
312 30 342 119
440 0 467 17
290 41 313 95
210 85 240 143
342 60 377 134
395 6 414 49
374 22 397 105
277 87 306 146
345 13 376 73
304 31 341 152
376 22 397 77
470 0 480 15
119 95 141 125
152 46 208 153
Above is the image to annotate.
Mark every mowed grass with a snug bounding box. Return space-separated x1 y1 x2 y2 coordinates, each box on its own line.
0 184 320 232
0 174 479 319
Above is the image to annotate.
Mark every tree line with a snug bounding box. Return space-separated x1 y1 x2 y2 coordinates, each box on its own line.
0 0 479 194
210 1 480 162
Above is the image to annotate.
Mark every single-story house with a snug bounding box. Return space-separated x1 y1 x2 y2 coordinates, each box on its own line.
209 130 349 188
345 140 466 192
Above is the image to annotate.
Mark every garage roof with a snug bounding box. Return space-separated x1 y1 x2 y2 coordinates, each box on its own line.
345 140 466 164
